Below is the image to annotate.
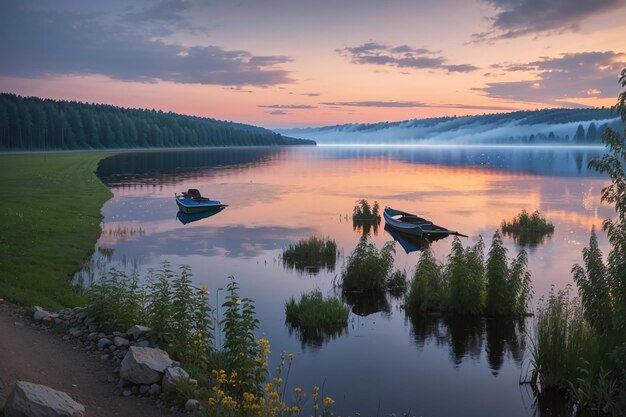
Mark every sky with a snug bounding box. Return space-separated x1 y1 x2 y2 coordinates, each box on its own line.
0 0 625 128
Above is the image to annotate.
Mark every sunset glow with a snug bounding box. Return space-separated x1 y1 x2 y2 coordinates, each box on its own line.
1 0 625 128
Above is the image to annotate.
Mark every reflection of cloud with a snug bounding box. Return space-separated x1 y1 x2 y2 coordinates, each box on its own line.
477 52 626 105
338 42 478 73
268 110 292 116
472 0 625 41
0 2 292 86
112 224 315 259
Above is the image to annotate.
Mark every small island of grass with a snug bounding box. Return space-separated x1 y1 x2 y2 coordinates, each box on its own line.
501 209 554 247
285 290 349 330
282 236 337 272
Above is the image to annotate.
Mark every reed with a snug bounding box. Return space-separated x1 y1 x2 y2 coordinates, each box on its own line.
405 248 447 313
501 209 554 233
285 290 348 329
282 236 337 272
340 236 396 291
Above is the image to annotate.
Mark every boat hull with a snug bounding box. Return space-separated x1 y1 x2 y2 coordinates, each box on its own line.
383 207 467 238
176 197 227 214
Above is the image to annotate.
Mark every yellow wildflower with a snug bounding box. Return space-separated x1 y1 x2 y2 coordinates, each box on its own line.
324 397 335 407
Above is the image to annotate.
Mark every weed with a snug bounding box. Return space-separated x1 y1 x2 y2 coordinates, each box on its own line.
340 236 396 291
285 290 348 329
282 236 337 272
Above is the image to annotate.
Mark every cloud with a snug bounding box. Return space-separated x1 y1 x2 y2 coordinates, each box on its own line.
476 51 626 105
0 1 293 87
289 92 321 97
320 100 518 111
268 110 292 115
257 104 317 109
472 0 626 41
338 42 478 73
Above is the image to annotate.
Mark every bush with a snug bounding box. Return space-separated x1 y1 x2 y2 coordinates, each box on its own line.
501 209 554 247
285 290 348 329
352 199 381 221
282 236 337 272
340 236 396 291
447 237 485 315
484 230 532 316
405 248 446 313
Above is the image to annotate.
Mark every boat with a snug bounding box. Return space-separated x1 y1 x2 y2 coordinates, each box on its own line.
383 224 447 253
175 189 228 214
383 207 467 238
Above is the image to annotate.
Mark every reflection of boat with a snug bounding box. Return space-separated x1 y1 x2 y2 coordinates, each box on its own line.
384 224 446 253
176 208 225 225
383 207 467 238
175 189 227 214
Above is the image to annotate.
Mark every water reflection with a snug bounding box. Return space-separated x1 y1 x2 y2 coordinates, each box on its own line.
176 208 225 225
286 323 347 350
384 224 448 253
409 314 525 372
352 218 380 236
503 230 554 248
343 291 391 317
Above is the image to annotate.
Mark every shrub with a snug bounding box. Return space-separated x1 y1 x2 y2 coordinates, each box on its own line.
285 290 348 330
352 199 381 221
485 230 532 316
501 209 554 246
340 236 395 291
282 236 337 272
405 248 446 313
447 237 485 315
386 270 407 292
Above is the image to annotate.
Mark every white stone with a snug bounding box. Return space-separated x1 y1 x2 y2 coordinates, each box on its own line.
33 307 51 322
120 347 172 385
126 325 152 340
4 381 85 417
162 367 190 394
185 399 200 412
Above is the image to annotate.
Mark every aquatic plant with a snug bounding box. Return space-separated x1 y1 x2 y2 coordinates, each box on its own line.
447 236 486 315
340 236 396 291
484 230 532 317
501 209 554 246
285 290 348 330
282 236 337 272
405 248 446 313
352 199 381 221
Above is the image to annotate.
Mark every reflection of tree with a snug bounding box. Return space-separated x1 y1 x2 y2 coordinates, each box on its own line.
342 291 391 317
408 313 526 371
352 218 381 236
502 230 554 247
286 323 347 350
485 318 525 375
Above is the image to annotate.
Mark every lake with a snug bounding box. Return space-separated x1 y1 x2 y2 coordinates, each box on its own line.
87 145 612 417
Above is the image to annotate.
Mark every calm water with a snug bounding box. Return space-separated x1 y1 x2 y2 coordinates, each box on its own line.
89 145 612 417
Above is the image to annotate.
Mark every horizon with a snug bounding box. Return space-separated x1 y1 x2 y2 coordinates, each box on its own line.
0 0 625 129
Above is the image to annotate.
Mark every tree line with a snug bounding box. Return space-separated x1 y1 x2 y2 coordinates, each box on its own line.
0 93 312 150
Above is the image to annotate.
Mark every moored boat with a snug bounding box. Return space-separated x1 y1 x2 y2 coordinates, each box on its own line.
383 207 467 238
175 189 228 214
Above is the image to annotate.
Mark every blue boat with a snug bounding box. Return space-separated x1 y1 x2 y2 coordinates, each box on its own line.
175 189 228 214
383 207 467 238
176 208 225 225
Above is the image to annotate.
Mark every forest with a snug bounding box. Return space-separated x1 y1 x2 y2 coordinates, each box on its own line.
0 93 313 150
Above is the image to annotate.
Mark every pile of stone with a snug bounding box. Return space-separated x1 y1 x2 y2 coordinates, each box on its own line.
31 306 200 412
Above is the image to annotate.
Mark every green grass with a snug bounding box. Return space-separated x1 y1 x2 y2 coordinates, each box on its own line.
0 152 114 309
501 210 554 246
282 236 337 271
340 236 396 292
285 290 348 329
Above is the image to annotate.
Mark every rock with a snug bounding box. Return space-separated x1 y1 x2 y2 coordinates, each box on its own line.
120 347 173 385
122 389 132 397
68 328 83 338
139 385 150 395
185 399 200 412
109 345 117 352
162 367 190 394
113 331 124 337
100 354 110 360
113 336 129 347
76 311 88 321
4 380 85 417
97 338 112 349
136 340 151 348
126 325 152 340
14 322 24 327
148 384 161 396
62 335 71 341
33 306 51 322
41 316 55 328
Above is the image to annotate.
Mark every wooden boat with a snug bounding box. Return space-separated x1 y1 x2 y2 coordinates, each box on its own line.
383 207 467 238
383 224 447 253
175 189 228 214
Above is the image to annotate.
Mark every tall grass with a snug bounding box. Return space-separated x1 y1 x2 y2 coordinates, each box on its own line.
282 236 337 272
447 237 485 315
285 290 348 329
501 209 554 246
528 288 601 389
340 236 396 291
352 199 380 221
405 248 446 313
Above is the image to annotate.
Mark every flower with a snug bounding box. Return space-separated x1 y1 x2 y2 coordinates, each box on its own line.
235 299 241 305
199 284 210 295
324 397 335 407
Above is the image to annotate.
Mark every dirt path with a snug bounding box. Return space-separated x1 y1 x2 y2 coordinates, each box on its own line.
0 301 170 416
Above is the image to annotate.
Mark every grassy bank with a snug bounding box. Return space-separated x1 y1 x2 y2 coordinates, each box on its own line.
0 152 114 309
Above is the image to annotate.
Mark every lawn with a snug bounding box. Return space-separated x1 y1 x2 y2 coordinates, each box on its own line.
0 152 114 310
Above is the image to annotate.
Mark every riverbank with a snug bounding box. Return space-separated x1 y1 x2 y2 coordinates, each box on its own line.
0 152 115 310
